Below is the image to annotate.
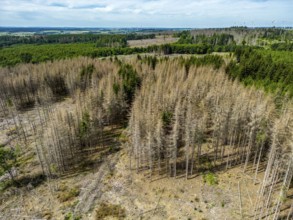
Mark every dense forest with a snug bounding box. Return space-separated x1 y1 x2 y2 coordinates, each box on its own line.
226 47 293 97
0 33 156 48
0 28 292 219
0 42 233 67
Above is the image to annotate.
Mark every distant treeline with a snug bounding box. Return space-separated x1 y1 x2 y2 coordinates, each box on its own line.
176 31 235 46
260 28 293 41
0 42 241 67
160 43 239 54
0 33 156 48
175 29 293 51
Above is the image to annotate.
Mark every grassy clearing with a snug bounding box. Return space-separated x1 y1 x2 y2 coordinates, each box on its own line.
95 202 126 219
57 184 80 202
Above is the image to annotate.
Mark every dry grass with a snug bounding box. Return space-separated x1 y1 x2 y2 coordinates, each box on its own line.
57 184 80 203
95 202 126 219
128 35 178 47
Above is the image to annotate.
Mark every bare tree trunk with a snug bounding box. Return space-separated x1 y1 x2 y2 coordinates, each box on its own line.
273 159 293 220
147 132 153 178
243 127 256 173
254 140 265 184
286 202 293 220
238 181 243 219
156 120 163 174
172 103 181 178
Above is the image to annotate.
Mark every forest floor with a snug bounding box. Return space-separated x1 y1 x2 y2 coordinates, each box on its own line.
0 96 262 219
0 146 262 220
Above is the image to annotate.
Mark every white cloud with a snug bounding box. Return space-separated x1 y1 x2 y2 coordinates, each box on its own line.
0 0 292 27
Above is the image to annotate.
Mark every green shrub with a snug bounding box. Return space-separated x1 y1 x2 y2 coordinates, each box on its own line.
221 201 225 207
203 172 218 185
118 64 141 105
0 147 17 184
64 212 81 220
162 111 173 127
113 83 120 96
57 186 80 202
95 203 126 219
78 111 90 141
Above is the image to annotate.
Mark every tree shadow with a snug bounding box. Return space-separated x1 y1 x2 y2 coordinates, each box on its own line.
16 173 46 188
1 172 46 191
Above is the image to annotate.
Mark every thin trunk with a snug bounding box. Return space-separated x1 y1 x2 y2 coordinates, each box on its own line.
273 159 293 220
254 140 265 184
243 128 255 172
190 143 196 176
238 181 243 219
148 132 153 178
286 202 293 220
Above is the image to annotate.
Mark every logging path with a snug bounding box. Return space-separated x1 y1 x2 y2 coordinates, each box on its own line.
74 153 119 216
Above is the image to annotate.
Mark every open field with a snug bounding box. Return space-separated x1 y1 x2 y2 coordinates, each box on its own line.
128 36 178 47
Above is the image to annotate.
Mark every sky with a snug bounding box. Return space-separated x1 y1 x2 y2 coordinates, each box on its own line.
0 0 292 28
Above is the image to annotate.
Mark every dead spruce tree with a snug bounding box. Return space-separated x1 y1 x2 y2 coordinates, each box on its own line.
0 57 133 175
254 102 293 220
1 55 292 218
128 58 292 219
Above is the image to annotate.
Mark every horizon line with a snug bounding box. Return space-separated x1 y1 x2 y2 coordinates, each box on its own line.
1 26 292 29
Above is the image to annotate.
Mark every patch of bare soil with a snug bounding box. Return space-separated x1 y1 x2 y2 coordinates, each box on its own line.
90 150 261 220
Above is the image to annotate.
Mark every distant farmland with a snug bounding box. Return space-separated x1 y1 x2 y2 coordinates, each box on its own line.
128 35 178 47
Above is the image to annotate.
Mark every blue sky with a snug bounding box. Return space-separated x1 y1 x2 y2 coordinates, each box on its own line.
0 0 292 27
